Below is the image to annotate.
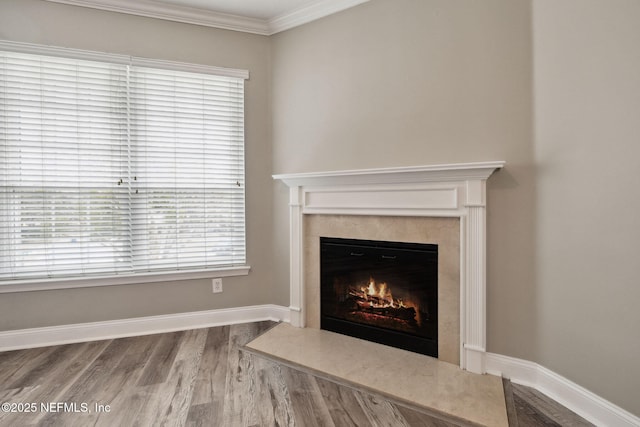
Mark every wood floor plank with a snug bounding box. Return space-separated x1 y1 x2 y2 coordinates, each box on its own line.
221 323 249 426
502 377 519 427
185 402 215 427
85 334 162 426
0 386 39 426
136 330 185 387
251 357 295 427
189 325 229 407
99 332 191 426
4 343 80 389
313 375 372 427
512 384 593 427
0 340 111 426
0 340 107 397
512 393 561 427
0 346 29 365
186 325 230 425
353 389 411 427
37 336 149 427
97 383 153 427
133 328 208 427
0 345 60 387
236 339 261 426
222 323 267 426
281 367 335 427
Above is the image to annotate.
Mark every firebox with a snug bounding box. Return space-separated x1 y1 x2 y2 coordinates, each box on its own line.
320 237 438 358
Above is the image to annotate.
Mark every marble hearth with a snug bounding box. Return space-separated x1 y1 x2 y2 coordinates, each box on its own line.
274 162 504 374
246 322 508 426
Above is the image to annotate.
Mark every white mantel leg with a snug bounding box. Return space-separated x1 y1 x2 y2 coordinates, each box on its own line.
289 186 305 327
462 181 488 374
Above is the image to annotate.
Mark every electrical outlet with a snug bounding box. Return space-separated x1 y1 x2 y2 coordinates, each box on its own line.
212 278 223 293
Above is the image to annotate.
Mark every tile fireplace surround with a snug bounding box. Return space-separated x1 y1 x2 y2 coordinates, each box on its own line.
305 214 460 365
273 161 504 374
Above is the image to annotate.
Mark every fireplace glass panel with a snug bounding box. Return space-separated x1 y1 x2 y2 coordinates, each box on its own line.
320 237 438 357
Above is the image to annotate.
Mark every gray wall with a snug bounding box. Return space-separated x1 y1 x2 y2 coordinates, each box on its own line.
532 0 640 415
271 0 639 417
0 0 289 330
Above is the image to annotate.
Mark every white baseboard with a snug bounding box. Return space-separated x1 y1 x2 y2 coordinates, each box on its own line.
0 304 290 352
486 352 640 427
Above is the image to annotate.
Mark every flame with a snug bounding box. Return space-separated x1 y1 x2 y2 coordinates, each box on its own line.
367 280 376 296
360 277 398 308
351 276 421 326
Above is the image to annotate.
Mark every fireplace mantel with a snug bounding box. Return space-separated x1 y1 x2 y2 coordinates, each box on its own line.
273 161 504 373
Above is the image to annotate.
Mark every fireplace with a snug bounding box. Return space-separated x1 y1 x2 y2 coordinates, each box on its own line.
320 237 438 357
274 161 504 373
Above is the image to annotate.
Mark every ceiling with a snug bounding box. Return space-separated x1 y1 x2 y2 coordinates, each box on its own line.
44 0 370 35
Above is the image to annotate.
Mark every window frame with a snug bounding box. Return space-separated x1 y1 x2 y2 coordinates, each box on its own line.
0 40 251 293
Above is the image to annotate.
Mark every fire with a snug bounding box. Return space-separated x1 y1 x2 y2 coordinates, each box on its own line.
359 277 406 309
344 276 422 326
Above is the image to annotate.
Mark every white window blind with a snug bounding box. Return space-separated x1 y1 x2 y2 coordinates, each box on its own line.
0 45 247 282
130 66 245 272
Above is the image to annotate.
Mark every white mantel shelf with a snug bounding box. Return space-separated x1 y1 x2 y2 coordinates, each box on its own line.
273 161 505 374
273 161 505 187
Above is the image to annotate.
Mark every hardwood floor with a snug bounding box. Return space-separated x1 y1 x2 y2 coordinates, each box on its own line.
503 379 593 427
0 322 592 426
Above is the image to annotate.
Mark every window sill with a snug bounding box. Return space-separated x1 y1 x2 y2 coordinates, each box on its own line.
0 266 251 294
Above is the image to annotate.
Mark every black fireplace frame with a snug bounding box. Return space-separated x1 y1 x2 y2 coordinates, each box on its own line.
320 237 438 358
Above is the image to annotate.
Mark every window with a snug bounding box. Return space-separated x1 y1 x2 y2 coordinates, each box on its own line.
0 42 248 283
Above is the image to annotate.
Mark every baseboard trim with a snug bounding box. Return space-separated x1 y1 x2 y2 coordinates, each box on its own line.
0 304 290 352
486 352 640 427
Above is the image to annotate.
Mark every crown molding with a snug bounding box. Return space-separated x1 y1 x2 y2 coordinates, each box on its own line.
268 0 370 34
44 0 371 35
44 0 271 35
